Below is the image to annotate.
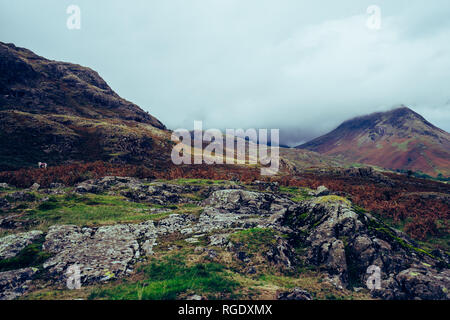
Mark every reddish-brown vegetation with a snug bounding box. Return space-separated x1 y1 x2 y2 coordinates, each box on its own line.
277 171 449 242
0 162 448 242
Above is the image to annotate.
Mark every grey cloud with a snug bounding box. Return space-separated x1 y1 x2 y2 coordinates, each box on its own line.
0 0 449 146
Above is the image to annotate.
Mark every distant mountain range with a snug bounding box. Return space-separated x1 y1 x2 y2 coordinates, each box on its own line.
1 42 449 178
296 107 450 177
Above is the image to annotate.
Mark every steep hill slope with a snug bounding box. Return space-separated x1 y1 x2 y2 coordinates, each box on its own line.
0 42 172 170
297 107 450 177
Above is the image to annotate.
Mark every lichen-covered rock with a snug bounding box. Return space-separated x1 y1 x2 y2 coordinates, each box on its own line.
277 288 313 300
203 189 281 215
374 266 450 300
0 268 38 300
308 185 330 197
121 183 197 205
75 182 102 194
29 183 40 191
42 221 157 285
0 230 43 260
249 180 279 192
281 197 450 300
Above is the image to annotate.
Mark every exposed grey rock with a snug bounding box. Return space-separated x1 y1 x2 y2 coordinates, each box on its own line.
49 183 65 189
0 230 43 260
202 189 281 215
29 183 40 191
121 183 191 205
0 198 10 210
0 268 38 300
75 182 102 194
265 236 294 270
42 221 157 285
308 185 330 197
7 191 36 202
156 214 195 235
186 294 204 300
277 288 313 300
374 267 450 300
209 234 230 247
281 197 450 299
0 183 12 189
249 180 279 192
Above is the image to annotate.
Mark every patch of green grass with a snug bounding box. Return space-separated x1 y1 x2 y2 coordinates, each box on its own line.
279 186 299 194
88 255 238 300
230 228 277 254
258 274 297 289
392 140 410 152
23 193 172 227
313 195 351 206
292 189 314 202
279 187 313 202
0 236 52 272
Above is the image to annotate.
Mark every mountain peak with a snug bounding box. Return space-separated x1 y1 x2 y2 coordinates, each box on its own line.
297 107 450 177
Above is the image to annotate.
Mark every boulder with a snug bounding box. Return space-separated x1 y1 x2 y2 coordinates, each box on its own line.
29 183 40 191
42 221 158 285
308 185 330 197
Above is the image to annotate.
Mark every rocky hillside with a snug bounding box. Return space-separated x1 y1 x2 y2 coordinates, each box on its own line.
0 177 448 300
0 42 172 171
297 107 450 177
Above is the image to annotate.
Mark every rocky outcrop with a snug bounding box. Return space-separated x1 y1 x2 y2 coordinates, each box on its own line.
202 189 284 215
281 197 450 299
42 222 158 285
0 177 448 300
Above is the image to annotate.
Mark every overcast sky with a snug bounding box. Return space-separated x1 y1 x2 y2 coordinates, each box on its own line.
1 0 449 145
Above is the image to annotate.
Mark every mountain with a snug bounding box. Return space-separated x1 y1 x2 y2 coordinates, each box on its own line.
296 106 450 177
0 42 173 170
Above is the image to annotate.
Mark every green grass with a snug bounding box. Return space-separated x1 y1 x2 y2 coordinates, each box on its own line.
279 187 313 202
279 186 299 194
161 178 230 186
230 228 277 254
22 193 174 227
313 195 351 206
88 254 238 300
392 140 411 151
0 236 52 272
